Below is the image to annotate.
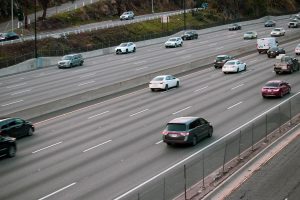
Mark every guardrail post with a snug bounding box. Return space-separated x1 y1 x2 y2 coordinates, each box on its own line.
184 164 187 200
163 177 166 200
238 130 241 160
202 153 205 187
265 114 268 142
251 123 254 151
222 141 228 174
279 106 282 134
289 99 292 125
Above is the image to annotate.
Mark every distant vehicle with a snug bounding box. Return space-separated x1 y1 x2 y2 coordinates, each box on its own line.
295 44 300 55
222 59 246 74
0 32 19 41
257 37 278 54
115 42 136 54
228 23 241 31
120 11 134 20
274 55 299 74
288 19 300 28
270 28 285 37
243 31 257 39
181 30 198 40
149 75 179 91
214 55 234 69
261 80 291 98
58 53 84 68
0 117 34 139
264 20 276 27
0 135 17 158
165 37 183 48
162 117 213 146
267 47 285 58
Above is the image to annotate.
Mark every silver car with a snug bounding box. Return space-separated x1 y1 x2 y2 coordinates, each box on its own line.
120 11 135 20
58 54 84 69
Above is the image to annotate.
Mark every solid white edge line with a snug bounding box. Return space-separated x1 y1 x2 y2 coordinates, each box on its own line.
155 140 163 145
227 101 243 110
83 140 112 153
194 86 208 92
231 84 244 90
130 109 149 117
38 182 76 200
1 99 24 106
32 141 63 154
11 89 32 95
172 106 191 115
88 111 110 119
78 80 95 86
113 91 300 200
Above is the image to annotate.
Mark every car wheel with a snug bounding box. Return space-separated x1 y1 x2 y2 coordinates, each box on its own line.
262 95 266 98
180 42 183 47
287 87 291 94
80 61 83 66
244 65 247 71
268 54 271 58
7 145 16 158
191 136 197 146
165 84 168 91
208 127 213 137
126 49 129 53
176 81 179 88
280 91 284 98
151 88 155 92
28 128 34 136
236 68 239 73
69 63 73 68
290 68 294 74
275 71 280 75
133 47 136 52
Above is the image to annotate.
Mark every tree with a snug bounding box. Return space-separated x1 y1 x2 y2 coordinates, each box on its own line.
38 0 50 20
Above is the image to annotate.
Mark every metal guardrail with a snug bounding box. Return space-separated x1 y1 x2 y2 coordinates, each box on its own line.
114 92 300 200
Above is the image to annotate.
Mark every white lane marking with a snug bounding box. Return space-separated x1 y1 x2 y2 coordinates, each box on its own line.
113 92 300 200
175 50 186 55
83 140 112 153
78 80 95 86
180 55 192 59
249 59 257 63
216 46 224 50
173 106 191 115
79 73 96 78
88 111 110 119
208 43 217 46
72 68 89 73
194 86 208 92
6 83 27 88
231 84 244 90
1 100 23 106
136 66 148 71
227 101 243 110
126 56 137 60
32 141 63 154
130 109 149 117
155 140 163 145
11 89 32 95
38 182 76 200
19 77 25 80
133 60 147 65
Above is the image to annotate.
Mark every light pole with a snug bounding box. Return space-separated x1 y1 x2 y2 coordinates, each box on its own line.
183 0 186 30
34 0 37 59
152 0 154 13
11 0 14 31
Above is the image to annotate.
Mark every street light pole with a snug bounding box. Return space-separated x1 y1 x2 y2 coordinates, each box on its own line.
11 0 14 31
183 0 186 30
152 0 154 13
34 0 37 59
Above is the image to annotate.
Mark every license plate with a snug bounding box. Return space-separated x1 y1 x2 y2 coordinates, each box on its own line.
169 134 178 137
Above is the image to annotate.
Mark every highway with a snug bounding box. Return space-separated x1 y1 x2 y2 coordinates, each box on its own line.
0 19 300 200
0 18 299 117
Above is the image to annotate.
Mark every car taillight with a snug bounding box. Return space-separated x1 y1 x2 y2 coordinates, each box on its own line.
273 89 280 91
162 131 168 135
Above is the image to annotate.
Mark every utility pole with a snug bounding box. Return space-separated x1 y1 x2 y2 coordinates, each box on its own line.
152 0 154 13
34 0 37 59
11 0 14 31
183 0 186 30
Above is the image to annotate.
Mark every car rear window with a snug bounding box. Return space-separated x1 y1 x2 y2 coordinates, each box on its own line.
216 56 226 61
153 77 164 81
226 61 235 65
166 123 187 131
265 82 280 87
62 55 72 60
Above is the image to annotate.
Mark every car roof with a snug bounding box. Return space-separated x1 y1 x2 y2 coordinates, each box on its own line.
227 59 239 62
154 75 172 78
168 117 199 124
217 54 228 57
266 80 284 83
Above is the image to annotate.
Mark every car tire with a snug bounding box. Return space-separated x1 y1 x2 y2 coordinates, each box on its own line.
280 91 284 98
244 65 247 71
176 81 179 88
275 71 280 75
151 88 155 92
180 42 183 47
133 47 136 52
80 61 83 66
69 63 73 68
7 145 16 158
126 49 129 54
208 127 213 137
28 128 34 136
262 95 266 98
191 136 197 146
165 84 168 91
237 68 239 73
287 87 291 94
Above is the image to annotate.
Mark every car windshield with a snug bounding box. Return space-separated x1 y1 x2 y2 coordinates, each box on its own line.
169 38 176 41
265 82 280 87
216 56 226 61
273 28 281 31
226 61 236 65
123 12 129 15
269 47 278 51
120 43 128 47
246 32 253 34
152 77 164 81
166 123 186 131
185 31 192 34
62 55 72 60
280 56 290 63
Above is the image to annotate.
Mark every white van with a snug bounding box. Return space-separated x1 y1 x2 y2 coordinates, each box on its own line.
257 37 277 54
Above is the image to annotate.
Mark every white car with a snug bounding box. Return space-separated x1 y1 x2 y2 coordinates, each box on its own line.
115 42 136 54
149 75 180 91
222 59 247 74
243 31 257 39
270 28 285 37
295 44 300 55
165 37 183 48
120 11 134 20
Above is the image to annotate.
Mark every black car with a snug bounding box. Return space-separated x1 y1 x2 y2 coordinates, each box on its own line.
0 117 34 139
214 55 234 68
162 117 213 146
0 32 19 41
0 135 17 158
267 47 286 58
181 30 198 40
264 20 276 27
228 23 241 31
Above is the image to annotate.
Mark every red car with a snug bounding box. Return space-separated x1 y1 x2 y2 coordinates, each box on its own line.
261 80 291 98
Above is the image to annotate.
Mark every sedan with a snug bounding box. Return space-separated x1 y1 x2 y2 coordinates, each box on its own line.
222 59 246 74
264 20 276 27
295 44 300 55
181 30 198 40
115 42 136 54
267 47 285 58
165 37 183 48
0 117 34 139
261 80 291 98
243 31 257 39
270 28 285 37
149 75 180 91
0 32 19 41
228 23 241 31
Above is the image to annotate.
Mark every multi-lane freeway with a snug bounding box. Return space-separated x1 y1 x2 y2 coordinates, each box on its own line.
0 17 300 200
